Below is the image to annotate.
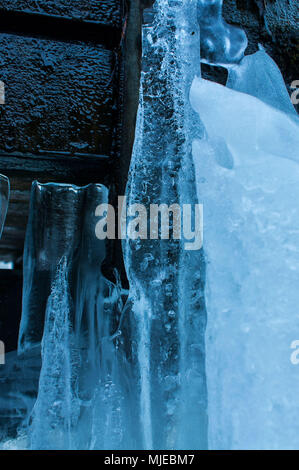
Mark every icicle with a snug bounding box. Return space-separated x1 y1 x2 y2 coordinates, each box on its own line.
30 257 79 450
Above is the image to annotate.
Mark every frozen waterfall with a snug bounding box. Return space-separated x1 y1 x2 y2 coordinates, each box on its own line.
1 0 298 451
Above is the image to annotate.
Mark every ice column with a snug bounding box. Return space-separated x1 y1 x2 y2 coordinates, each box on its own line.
19 182 124 449
122 0 207 450
19 182 108 354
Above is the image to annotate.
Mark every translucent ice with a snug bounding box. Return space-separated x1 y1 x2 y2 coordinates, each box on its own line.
227 47 297 116
19 182 109 354
5 0 298 451
190 77 299 164
18 181 126 449
191 76 299 449
197 0 248 65
30 257 79 450
122 0 207 450
0 174 10 239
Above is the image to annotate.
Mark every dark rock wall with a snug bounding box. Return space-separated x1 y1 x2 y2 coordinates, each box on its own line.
0 0 122 26
0 2 127 267
0 35 116 156
0 270 22 353
0 1 132 352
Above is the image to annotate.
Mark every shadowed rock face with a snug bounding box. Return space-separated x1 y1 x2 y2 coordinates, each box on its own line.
0 36 116 156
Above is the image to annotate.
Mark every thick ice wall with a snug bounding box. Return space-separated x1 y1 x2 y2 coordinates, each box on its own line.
191 71 299 449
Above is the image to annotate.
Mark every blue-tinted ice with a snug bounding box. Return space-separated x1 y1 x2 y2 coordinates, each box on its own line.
191 63 299 449
1 0 299 451
198 0 247 65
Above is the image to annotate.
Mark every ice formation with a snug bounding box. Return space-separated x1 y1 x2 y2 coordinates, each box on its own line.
0 174 9 239
191 56 299 450
17 182 126 450
197 0 247 65
30 257 79 450
19 182 110 354
190 77 298 164
227 46 298 117
1 0 298 451
122 0 207 450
